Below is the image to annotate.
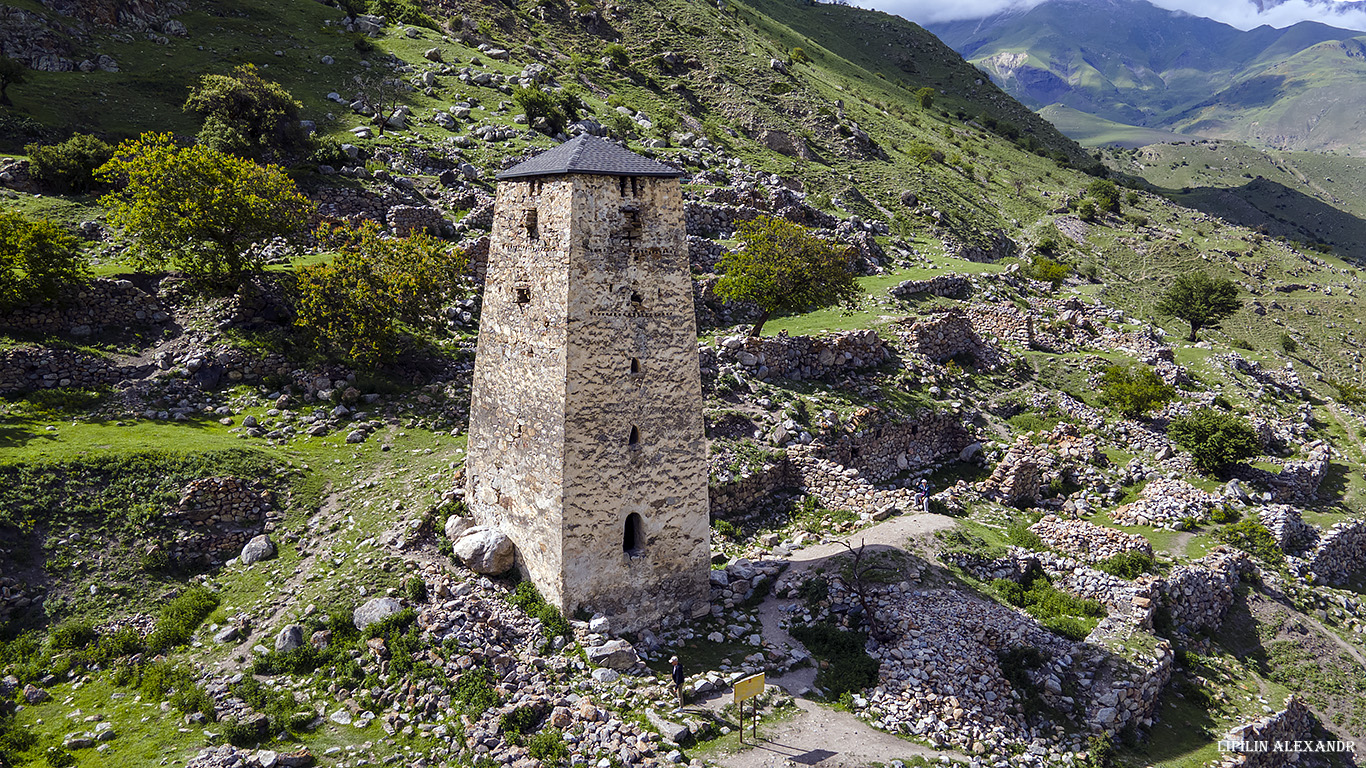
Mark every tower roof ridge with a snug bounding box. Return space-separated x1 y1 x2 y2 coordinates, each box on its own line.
495 134 684 180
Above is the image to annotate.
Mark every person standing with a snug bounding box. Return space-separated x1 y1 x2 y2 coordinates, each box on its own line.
917 477 930 513
671 655 685 708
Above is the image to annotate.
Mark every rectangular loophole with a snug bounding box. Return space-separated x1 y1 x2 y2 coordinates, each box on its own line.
524 208 539 240
515 286 531 304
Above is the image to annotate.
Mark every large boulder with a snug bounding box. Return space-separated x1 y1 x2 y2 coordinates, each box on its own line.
353 597 404 630
444 515 475 541
240 534 276 565
452 526 515 574
275 624 304 653
585 638 639 670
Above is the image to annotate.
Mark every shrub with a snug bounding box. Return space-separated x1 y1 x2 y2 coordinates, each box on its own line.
790 47 810 63
231 675 301 736
1087 178 1122 213
528 727 568 764
1210 505 1241 524
146 586 220 653
603 43 629 68
97 132 313 278
0 211 89 310
453 667 499 716
513 86 566 136
404 575 427 603
798 575 829 607
26 134 114 194
507 581 571 639
789 622 879 699
296 221 467 368
1279 333 1298 353
712 519 740 538
993 572 1104 640
48 620 97 651
1215 520 1283 564
500 705 541 736
1005 520 1045 551
1168 407 1260 474
221 715 269 747
1026 255 1071 285
1094 550 1154 579
1097 364 1175 418
1076 201 1097 222
914 87 935 108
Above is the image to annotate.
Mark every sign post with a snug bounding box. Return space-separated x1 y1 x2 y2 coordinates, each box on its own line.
733 673 765 744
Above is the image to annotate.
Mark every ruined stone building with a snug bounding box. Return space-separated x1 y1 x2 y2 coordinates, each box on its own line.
465 135 711 630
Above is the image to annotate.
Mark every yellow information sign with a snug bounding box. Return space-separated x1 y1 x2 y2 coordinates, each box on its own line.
733 672 765 703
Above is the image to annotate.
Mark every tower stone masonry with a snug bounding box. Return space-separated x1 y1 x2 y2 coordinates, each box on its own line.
465 135 711 631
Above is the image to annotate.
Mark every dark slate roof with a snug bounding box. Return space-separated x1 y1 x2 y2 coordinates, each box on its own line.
496 134 684 180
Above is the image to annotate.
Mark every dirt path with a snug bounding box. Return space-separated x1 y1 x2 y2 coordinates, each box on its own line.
695 696 961 768
1167 531 1195 559
699 512 965 768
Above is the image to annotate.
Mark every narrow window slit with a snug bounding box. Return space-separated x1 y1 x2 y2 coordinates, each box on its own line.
628 425 640 446
630 358 641 374
624 513 643 554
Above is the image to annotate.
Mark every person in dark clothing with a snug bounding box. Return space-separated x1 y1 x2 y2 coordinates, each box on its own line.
670 655 684 708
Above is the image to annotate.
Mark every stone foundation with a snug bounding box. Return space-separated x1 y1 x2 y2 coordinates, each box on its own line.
163 477 275 565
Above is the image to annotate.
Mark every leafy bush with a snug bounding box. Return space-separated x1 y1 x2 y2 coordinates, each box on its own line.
146 586 221 652
789 47 810 63
296 220 467 368
914 87 935 108
1168 407 1260 474
98 132 313 278
453 667 499 717
712 518 740 538
1094 550 1154 579
528 727 568 763
221 715 269 747
1086 179 1122 213
992 572 1104 640
1097 364 1175 418
789 622 879 699
1215 520 1283 564
0 211 89 310
48 620 97 651
231 675 303 736
1005 520 1046 551
798 575 829 607
130 662 215 720
514 87 566 135
603 43 629 68
1076 201 1097 222
367 0 439 29
1279 333 1298 353
404 575 428 603
1210 506 1241 524
26 134 113 194
499 705 541 736
507 581 571 639
1025 255 1071 285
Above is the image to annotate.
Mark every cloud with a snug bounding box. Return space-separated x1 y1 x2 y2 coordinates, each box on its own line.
862 0 1366 30
1147 0 1366 31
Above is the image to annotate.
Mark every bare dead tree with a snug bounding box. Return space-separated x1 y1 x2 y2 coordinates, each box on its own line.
840 539 898 642
353 73 408 136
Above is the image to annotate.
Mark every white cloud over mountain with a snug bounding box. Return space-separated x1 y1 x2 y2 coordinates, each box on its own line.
864 0 1366 30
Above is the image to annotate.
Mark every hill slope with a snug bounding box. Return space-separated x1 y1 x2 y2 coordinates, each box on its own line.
927 0 1366 152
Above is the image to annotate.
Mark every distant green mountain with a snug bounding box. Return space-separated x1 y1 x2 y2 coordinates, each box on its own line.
927 0 1366 152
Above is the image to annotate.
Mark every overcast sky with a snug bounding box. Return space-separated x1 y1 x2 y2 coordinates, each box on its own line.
860 0 1366 31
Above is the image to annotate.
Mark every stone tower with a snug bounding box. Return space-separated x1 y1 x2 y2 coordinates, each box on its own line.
465 135 710 631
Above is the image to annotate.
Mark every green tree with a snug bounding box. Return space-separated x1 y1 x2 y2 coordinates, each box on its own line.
1155 271 1240 342
1168 407 1259 474
97 132 314 278
1097 364 1175 418
25 133 114 194
0 56 25 107
513 86 566 136
715 215 860 337
295 221 468 368
0 212 89 309
1026 254 1071 286
183 64 312 161
915 87 935 109
1086 178 1121 213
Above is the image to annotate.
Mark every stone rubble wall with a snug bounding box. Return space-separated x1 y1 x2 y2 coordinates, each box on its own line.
163 477 275 565
687 235 725 273
1266 444 1331 502
890 274 971 300
1161 549 1249 635
1111 478 1221 528
0 346 137 395
708 460 796 521
982 425 1104 507
1030 516 1153 564
0 278 170 337
891 310 1004 368
962 303 1035 348
1298 519 1366 585
702 330 890 382
1216 696 1323 768
386 204 448 236
1258 505 1318 553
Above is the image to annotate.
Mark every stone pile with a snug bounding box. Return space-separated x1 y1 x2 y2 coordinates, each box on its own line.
890 274 971 300
1110 478 1220 528
163 477 275 565
704 329 890 382
0 576 42 625
1296 519 1366 585
1029 516 1153 564
1257 505 1318 553
1215 696 1324 768
0 278 169 337
1162 549 1249 635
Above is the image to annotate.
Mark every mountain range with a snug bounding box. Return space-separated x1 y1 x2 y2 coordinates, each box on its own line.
926 0 1366 152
